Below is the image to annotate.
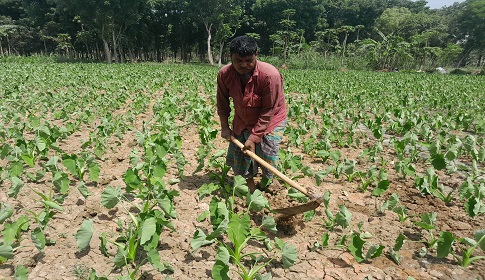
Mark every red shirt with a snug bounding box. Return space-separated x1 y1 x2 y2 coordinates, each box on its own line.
217 61 287 143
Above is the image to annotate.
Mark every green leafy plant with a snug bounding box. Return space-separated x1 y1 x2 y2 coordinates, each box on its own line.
437 229 485 267
388 233 406 265
320 191 352 230
414 212 439 248
192 176 297 280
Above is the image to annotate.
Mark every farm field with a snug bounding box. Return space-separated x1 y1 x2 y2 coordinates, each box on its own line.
0 61 484 280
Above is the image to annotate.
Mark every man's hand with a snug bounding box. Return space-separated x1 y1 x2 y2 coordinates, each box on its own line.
243 139 256 154
221 127 233 140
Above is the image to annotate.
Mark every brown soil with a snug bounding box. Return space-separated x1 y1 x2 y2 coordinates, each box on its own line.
1 97 484 280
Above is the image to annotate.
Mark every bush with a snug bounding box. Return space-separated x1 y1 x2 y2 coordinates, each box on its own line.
449 68 470 75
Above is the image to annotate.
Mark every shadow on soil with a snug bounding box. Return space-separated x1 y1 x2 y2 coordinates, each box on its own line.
177 172 215 191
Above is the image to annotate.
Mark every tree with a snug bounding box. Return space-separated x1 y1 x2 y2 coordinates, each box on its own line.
374 7 412 36
56 0 146 63
252 0 326 53
358 29 412 69
455 0 485 66
213 2 243 66
323 0 387 30
313 28 339 59
188 0 243 65
276 9 297 65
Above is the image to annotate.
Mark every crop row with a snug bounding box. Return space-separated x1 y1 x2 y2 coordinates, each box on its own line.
0 62 484 279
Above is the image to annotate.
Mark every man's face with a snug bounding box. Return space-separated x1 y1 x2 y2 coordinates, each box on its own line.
230 53 257 75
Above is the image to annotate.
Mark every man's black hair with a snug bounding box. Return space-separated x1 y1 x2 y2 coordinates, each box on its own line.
229 36 258 56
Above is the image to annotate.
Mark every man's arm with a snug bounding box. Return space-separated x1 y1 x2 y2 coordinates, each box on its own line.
216 72 233 140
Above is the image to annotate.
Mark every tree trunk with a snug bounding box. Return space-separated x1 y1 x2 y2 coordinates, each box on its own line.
283 38 288 65
205 22 214 65
218 41 224 67
102 38 112 63
112 31 118 63
6 35 12 55
341 32 348 66
96 41 101 61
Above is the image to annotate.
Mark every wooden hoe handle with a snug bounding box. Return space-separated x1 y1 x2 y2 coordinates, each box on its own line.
230 136 311 197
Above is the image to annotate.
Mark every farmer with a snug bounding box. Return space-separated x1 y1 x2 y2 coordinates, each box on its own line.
217 35 288 193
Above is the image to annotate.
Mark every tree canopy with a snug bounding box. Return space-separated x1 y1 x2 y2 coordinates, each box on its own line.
0 0 483 69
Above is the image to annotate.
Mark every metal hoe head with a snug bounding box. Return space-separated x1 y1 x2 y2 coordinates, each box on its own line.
273 194 324 216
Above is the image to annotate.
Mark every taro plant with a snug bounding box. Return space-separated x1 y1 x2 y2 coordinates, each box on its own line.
320 191 353 231
379 193 410 222
414 212 439 248
0 212 30 263
191 176 297 280
459 177 485 218
347 224 385 263
62 152 100 184
414 168 455 204
437 230 485 267
394 158 416 179
388 233 407 265
76 131 181 277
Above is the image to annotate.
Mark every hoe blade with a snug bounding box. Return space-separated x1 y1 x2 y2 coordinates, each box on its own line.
273 198 322 216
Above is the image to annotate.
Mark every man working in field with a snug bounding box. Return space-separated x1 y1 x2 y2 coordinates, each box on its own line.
217 35 288 193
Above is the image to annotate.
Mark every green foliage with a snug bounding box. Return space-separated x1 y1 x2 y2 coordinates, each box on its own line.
192 177 297 279
1 61 484 277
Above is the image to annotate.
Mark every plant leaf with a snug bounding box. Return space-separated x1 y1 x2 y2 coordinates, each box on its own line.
437 231 455 258
0 243 14 259
215 246 230 265
78 181 91 198
212 260 230 280
122 168 142 192
31 227 46 252
99 232 109 256
371 180 390 196
147 249 167 272
43 201 63 211
207 217 229 240
198 183 219 200
261 216 277 234
196 210 210 222
10 161 24 177
366 244 385 259
140 217 157 245
101 186 121 209
228 213 251 248
281 242 298 269
62 156 77 177
473 229 485 251
8 177 24 198
394 233 406 251
248 190 269 212
349 232 365 263
53 171 70 194
15 265 29 280
191 228 214 252
76 219 94 252
0 202 13 223
321 232 329 248
335 205 352 229
388 248 401 265
88 163 100 182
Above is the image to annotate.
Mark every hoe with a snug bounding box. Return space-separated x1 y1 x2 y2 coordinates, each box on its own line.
231 137 324 216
